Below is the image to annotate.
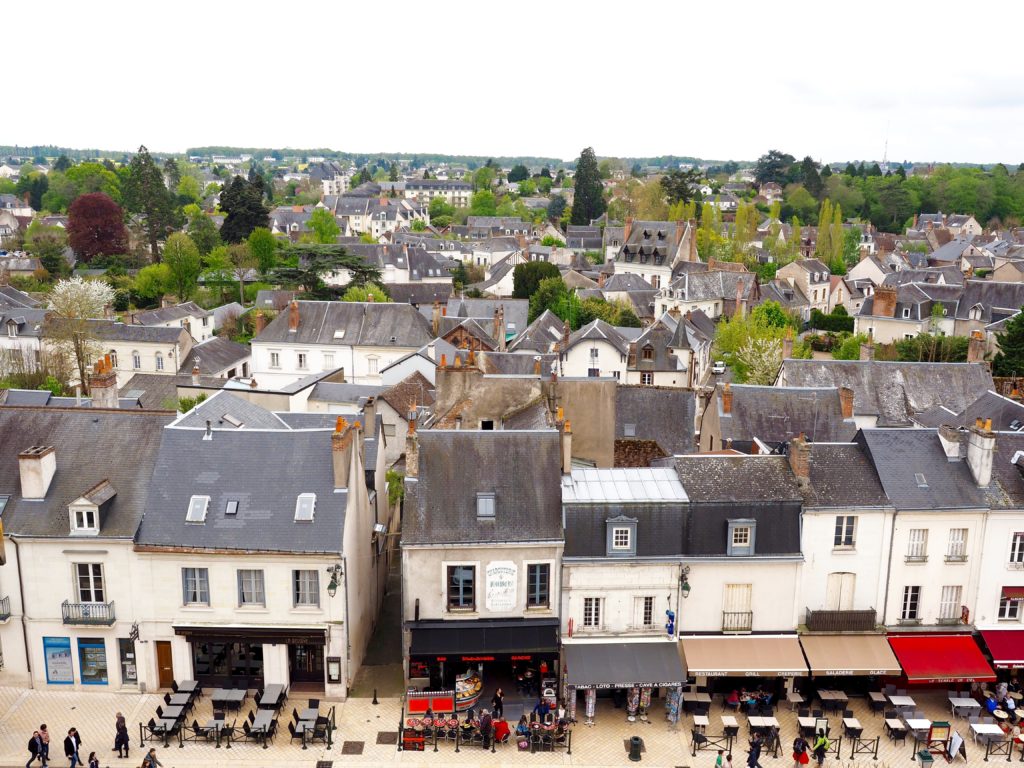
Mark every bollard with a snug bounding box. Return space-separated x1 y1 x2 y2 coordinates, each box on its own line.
373 688 379 705
629 734 643 762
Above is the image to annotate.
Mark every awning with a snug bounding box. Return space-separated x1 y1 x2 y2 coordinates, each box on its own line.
564 642 686 689
981 630 1024 668
173 625 326 646
681 635 808 677
1003 587 1024 600
888 635 995 683
409 618 559 658
800 634 901 676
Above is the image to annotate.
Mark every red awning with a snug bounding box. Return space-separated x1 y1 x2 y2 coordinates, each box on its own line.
982 630 1024 668
888 635 996 683
1003 587 1024 600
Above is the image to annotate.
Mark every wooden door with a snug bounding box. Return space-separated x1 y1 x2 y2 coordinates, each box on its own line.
155 641 174 689
825 572 855 610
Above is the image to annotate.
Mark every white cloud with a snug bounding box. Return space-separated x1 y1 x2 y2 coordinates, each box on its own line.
8 0 1023 163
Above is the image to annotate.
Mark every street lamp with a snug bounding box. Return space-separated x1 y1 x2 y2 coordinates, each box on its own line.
680 565 692 599
326 564 343 598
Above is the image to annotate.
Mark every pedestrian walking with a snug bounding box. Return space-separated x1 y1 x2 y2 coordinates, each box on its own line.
747 732 764 768
716 749 725 768
792 735 809 767
113 716 129 760
491 687 504 719
141 749 162 768
63 729 82 768
725 753 735 768
39 725 50 767
812 730 830 767
86 753 98 768
26 730 44 768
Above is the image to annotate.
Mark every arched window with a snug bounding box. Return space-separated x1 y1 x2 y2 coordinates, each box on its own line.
108 350 118 368
155 352 164 371
132 351 141 369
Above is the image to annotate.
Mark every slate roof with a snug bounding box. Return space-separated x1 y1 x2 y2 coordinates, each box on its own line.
0 389 142 409
0 407 172 538
444 298 529 338
254 289 297 310
928 238 973 263
715 384 855 445
802 442 889 508
378 371 435 416
663 270 756 302
603 273 652 292
779 360 993 426
566 319 631 356
403 430 562 545
956 390 1024 431
44 319 188 344
1 307 47 337
955 280 1024 323
479 352 558 377
178 336 250 375
857 428 987 510
673 455 804 502
254 300 433 347
136 427 348 553
307 382 387 405
0 285 41 308
134 301 212 325
121 373 227 410
987 433 1024 509
881 266 964 287
499 307 562 352
173 391 290 430
385 283 453 306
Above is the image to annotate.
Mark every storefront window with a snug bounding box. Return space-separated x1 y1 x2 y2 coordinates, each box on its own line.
77 638 109 685
192 641 264 685
118 639 137 684
43 637 74 684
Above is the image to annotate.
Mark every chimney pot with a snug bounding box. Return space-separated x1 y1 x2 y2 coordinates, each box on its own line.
88 355 119 408
721 383 733 415
254 310 267 335
838 386 854 419
191 360 201 386
363 397 376 439
288 300 300 332
560 420 573 474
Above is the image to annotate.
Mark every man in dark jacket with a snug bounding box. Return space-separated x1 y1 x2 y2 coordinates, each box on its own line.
63 729 82 768
26 730 44 768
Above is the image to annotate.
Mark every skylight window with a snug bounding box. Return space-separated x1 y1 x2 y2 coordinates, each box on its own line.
476 492 496 519
915 473 928 488
295 493 316 522
223 414 243 428
225 499 239 516
334 330 346 339
187 495 210 523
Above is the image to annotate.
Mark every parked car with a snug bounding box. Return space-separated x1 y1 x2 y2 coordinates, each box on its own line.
711 360 727 375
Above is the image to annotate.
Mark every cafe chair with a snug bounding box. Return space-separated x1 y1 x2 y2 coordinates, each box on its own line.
292 708 300 725
155 706 164 719
171 681 179 693
265 720 278 745
214 710 225 722
247 710 255 724
843 709 853 719
308 698 320 709
288 722 302 743
811 709 823 719
798 708 810 718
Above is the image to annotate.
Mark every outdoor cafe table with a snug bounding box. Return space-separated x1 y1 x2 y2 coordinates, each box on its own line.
259 684 284 709
169 693 191 707
904 718 931 732
682 692 712 703
693 715 709 731
205 718 228 748
252 709 274 748
884 718 905 735
211 689 246 709
972 723 1006 737
843 717 862 736
748 716 780 729
300 707 319 721
819 690 848 702
798 717 817 729
889 695 916 709
722 716 739 728
177 680 199 694
949 697 981 715
161 705 184 721
787 692 804 710
868 692 887 704
153 718 178 748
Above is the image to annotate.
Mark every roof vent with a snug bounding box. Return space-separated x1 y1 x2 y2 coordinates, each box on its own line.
334 330 346 339
914 472 928 488
1012 420 1023 432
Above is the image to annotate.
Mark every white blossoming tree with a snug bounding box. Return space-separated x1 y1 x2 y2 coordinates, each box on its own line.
735 336 783 385
45 277 116 392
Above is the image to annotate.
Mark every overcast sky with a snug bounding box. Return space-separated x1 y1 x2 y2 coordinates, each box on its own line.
8 0 1021 164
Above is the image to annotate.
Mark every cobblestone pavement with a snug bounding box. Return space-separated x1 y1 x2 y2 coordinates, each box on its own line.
0 685 1006 767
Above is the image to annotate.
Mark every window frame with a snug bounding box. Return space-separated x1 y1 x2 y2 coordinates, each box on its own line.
906 528 928 561
237 569 266 607
182 567 210 606
999 597 1022 621
269 350 281 369
939 585 962 620
71 506 98 534
1011 532 1024 564
901 585 921 620
727 519 756 556
526 563 550 609
606 517 637 557
833 515 857 548
476 492 495 519
293 569 320 608
946 528 968 561
75 563 105 603
583 596 602 628
446 564 476 611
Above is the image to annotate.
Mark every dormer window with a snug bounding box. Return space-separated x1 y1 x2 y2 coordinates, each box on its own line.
186 495 210 523
6 321 15 337
71 506 99 535
642 345 654 361
606 516 638 557
295 493 316 522
728 518 756 556
476 492 496 519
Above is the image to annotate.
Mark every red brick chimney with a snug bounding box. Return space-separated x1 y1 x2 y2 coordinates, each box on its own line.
872 286 897 318
968 330 985 363
788 433 810 487
254 310 267 335
288 300 300 332
721 383 733 415
624 217 633 242
88 355 118 408
838 387 854 419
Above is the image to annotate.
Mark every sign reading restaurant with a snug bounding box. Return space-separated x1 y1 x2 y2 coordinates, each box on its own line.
701 670 805 677
485 561 517 612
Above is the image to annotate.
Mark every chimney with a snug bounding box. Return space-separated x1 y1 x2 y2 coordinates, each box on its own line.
379 197 388 207
249 377 258 389
561 320 570 351
872 286 897 318
966 418 995 487
366 291 375 303
18 445 56 500
675 220 686 246
782 328 793 359
624 217 633 242
968 330 985 363
668 306 681 321
859 338 875 361
440 353 447 368
496 306 507 352
721 383 733 415
534 357 542 376
938 423 965 460
332 416 354 489
191 359 201 386
254 311 267 336
89 355 118 409
838 387 854 419
431 301 441 336
788 434 810 487
405 408 419 478
598 271 606 288
735 279 746 319
363 397 376 439
426 342 436 361
560 420 573 474
103 304 113 320
288 300 300 332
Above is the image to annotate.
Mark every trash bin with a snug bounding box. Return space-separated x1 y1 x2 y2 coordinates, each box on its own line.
917 750 934 767
629 735 643 762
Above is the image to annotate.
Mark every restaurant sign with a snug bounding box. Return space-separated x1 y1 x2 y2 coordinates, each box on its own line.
574 681 684 690
823 669 891 676
701 670 803 677
485 561 517 612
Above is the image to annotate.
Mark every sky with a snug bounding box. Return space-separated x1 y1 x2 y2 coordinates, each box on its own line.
8 0 1024 164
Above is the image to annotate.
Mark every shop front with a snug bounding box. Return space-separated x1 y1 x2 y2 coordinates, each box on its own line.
798 634 901 695
40 632 136 689
887 634 996 685
562 640 687 725
408 617 560 711
980 629 1024 672
174 626 327 689
680 635 809 700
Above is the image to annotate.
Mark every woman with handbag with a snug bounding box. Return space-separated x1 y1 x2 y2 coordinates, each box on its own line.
792 735 809 767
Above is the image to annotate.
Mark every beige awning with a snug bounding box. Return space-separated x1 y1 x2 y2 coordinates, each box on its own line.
800 634 901 676
680 635 808 677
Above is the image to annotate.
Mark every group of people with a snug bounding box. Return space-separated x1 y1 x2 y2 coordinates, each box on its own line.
725 687 775 712
988 679 1021 723
26 717 163 768
721 726 827 768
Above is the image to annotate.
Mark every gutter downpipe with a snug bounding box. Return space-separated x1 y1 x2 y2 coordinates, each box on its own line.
11 538 32 684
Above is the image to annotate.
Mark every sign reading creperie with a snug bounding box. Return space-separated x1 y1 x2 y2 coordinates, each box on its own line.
700 670 804 677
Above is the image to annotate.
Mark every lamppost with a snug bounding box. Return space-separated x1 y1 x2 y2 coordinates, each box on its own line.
326 564 343 598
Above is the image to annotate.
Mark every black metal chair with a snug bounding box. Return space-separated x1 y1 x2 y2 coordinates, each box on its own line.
811 709 823 719
798 708 810 718
843 709 854 719
288 722 302 743
155 705 164 719
171 681 179 693
308 698 320 709
247 710 255 724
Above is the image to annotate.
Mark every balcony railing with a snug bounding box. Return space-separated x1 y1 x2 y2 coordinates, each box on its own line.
935 616 962 625
805 607 877 632
722 611 753 632
0 596 9 621
61 600 115 625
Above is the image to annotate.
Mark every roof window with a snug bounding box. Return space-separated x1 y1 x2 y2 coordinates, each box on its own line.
476 492 496 519
295 493 316 522
186 495 210 523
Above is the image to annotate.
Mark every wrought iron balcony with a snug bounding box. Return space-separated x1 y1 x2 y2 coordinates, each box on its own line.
722 610 753 632
805 607 877 632
62 600 115 625
0 595 9 621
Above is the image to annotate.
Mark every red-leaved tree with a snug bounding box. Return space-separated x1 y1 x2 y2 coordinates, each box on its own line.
67 192 129 261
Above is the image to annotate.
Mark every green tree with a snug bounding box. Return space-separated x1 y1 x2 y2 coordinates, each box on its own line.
162 232 202 301
219 175 270 243
814 199 833 262
508 164 530 182
832 333 869 360
993 309 1024 376
187 210 222 256
134 262 173 302
473 166 495 191
660 167 703 205
273 245 381 298
308 207 341 244
570 147 606 225
528 276 569 322
470 191 497 216
341 283 391 302
122 145 179 259
547 194 567 221
53 155 72 172
247 227 277 274
23 221 69 277
513 261 561 299
754 150 796 185
801 156 823 199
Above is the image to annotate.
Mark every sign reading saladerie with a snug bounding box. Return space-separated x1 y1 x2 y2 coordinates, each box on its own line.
485 561 517 611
